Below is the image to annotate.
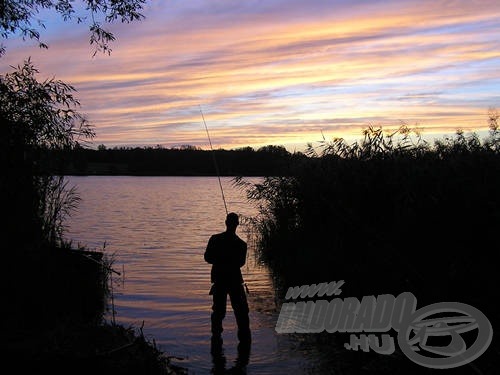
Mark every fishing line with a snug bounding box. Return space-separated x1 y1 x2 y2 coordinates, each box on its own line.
200 106 254 297
199 105 228 215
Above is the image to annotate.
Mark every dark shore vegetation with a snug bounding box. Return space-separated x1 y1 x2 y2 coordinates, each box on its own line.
238 115 500 374
241 119 499 300
2 60 185 374
8 246 186 375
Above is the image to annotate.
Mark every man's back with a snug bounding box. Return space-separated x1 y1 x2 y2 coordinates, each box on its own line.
204 231 247 285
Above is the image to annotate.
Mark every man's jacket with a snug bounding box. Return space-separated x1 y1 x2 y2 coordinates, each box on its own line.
204 231 247 285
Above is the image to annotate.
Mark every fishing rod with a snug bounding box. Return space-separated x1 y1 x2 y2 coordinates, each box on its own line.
200 106 252 296
199 105 228 216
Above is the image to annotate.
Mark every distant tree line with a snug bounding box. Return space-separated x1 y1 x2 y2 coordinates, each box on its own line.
46 144 303 176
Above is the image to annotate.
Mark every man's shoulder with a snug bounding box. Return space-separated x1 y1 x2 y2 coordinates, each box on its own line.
210 232 246 246
209 232 226 242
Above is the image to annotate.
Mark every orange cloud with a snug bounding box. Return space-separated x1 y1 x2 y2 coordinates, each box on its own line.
1 0 499 149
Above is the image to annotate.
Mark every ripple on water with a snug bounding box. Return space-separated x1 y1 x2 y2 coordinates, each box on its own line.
65 176 327 375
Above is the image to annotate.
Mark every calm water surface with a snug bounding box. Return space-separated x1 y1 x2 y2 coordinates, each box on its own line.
65 176 325 374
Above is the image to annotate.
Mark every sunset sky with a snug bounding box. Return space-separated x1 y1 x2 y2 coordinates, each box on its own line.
2 0 500 151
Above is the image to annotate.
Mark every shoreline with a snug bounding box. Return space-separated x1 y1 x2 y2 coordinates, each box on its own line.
7 246 187 374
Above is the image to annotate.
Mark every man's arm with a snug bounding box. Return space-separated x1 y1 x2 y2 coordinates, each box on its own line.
204 236 216 264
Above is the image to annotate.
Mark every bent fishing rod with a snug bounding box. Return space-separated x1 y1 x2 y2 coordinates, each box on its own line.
200 105 229 216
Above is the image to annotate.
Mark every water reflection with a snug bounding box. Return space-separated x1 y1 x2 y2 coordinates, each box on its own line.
210 335 251 375
64 176 319 374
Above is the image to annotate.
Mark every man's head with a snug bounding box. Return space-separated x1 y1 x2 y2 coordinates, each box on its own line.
225 212 239 233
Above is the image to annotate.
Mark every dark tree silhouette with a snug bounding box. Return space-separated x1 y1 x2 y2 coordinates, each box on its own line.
1 0 146 56
1 59 95 250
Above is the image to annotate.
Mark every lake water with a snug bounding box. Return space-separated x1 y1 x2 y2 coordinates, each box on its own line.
64 176 326 374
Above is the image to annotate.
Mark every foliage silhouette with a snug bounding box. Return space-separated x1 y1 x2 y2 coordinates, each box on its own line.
1 0 146 56
1 59 94 250
242 119 500 305
239 118 500 373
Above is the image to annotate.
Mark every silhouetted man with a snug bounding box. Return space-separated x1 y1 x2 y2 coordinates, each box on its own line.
205 212 251 346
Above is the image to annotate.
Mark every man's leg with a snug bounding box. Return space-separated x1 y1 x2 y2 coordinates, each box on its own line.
211 284 227 337
229 284 251 343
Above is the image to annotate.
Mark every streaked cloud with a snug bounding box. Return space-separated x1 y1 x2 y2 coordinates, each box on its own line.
2 0 499 150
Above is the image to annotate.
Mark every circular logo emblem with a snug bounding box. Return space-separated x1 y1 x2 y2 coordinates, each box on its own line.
397 302 492 369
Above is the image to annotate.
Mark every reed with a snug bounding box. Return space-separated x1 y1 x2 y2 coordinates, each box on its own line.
241 118 500 309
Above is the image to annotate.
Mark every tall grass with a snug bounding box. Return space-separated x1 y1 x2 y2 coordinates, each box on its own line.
240 115 500 311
